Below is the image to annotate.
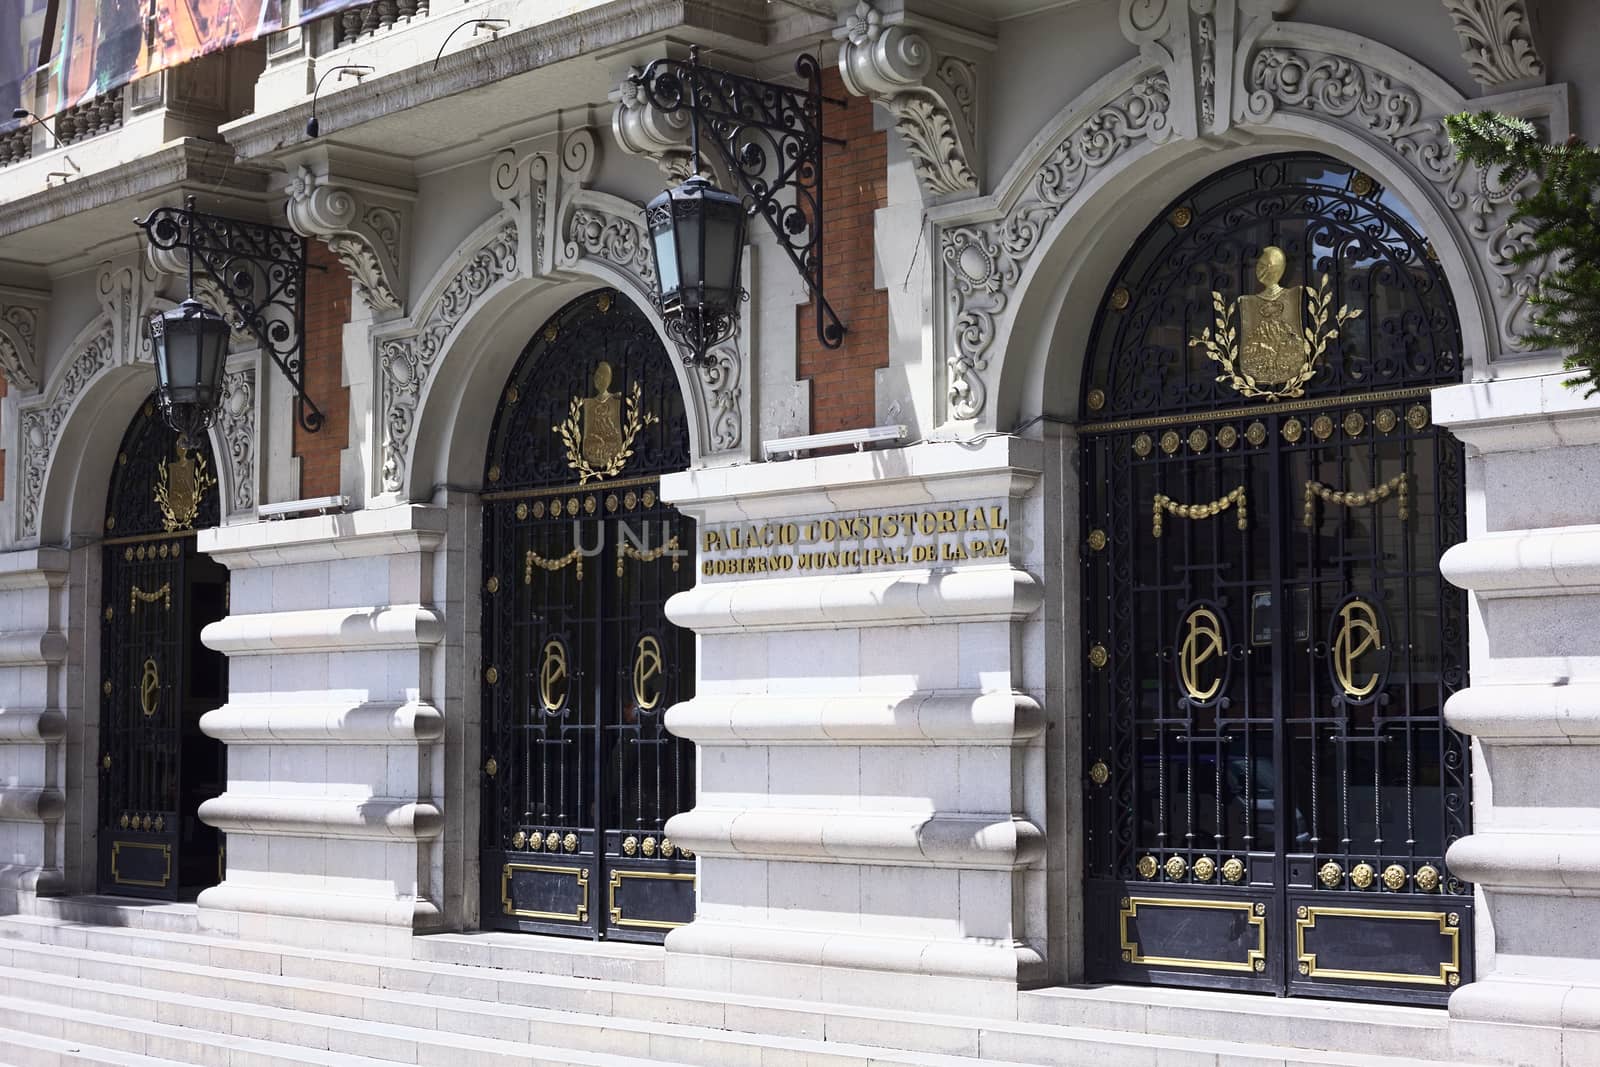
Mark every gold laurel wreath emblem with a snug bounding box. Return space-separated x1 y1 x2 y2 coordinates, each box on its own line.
1189 274 1361 402
556 379 659 484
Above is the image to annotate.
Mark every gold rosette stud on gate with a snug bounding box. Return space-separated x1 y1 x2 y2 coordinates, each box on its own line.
1188 246 1361 401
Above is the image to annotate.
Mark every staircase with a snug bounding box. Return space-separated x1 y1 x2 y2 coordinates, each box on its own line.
0 904 1520 1066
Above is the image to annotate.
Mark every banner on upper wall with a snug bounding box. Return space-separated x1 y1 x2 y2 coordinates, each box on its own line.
41 0 366 118
0 0 47 133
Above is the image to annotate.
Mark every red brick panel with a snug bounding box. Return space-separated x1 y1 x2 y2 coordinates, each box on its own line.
797 69 889 435
293 241 353 499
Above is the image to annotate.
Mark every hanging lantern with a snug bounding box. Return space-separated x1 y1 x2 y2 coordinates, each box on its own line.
644 174 747 366
148 298 231 448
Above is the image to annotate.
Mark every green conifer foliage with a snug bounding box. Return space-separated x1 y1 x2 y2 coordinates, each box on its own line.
1445 111 1600 395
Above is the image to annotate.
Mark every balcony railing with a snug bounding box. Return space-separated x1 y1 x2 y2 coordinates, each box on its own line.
333 0 431 46
0 124 31 168
55 86 125 147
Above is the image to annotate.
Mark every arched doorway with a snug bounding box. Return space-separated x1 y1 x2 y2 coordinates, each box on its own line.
98 396 228 899
479 289 696 941
1077 154 1471 1004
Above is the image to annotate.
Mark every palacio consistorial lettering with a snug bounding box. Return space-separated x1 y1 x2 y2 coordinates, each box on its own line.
698 504 1009 578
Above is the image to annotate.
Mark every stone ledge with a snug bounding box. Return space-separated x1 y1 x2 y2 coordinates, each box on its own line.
197 503 448 567
201 604 443 655
663 436 1040 523
197 794 443 841
1435 374 1600 453
0 708 66 742
665 809 1044 868
667 919 1044 984
0 630 66 667
665 690 1044 745
197 882 431 929
0 548 69 589
199 700 444 744
1446 683 1600 743
0 787 63 823
666 564 1043 633
1441 524 1600 597
1447 831 1600 890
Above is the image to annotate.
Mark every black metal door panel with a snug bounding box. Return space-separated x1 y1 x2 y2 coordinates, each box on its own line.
99 397 227 900
481 291 696 941
1079 156 1472 1005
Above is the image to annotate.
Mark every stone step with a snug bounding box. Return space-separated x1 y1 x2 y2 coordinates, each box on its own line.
0 993 399 1067
0 955 1044 1067
0 1025 185 1067
0 918 1485 1067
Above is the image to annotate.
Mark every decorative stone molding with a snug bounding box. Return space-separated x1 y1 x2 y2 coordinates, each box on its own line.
1442 0 1545 91
1238 25 1566 358
0 288 46 395
285 163 410 314
377 217 520 494
1118 0 1291 140
939 72 1173 420
16 321 116 541
217 363 257 517
610 67 695 181
837 2 982 200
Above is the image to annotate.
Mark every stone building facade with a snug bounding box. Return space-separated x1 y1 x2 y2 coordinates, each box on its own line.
0 1 1596 1063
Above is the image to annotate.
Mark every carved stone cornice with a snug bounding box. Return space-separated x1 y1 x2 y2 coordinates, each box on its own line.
837 2 983 200
1441 0 1545 92
1119 0 1292 140
285 163 412 315
0 286 47 395
610 69 695 181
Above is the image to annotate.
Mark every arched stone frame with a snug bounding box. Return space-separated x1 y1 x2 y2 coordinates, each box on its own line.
373 131 752 506
918 19 1564 987
932 22 1568 435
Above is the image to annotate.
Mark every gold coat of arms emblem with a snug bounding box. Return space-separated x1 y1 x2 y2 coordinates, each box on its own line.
556 360 660 484
154 443 216 532
1189 245 1361 402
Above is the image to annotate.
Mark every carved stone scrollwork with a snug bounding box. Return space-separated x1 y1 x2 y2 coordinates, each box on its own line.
611 69 694 181
1239 34 1558 356
940 73 1172 420
0 288 47 394
1442 0 1545 91
837 2 983 200
17 322 115 539
378 218 518 494
1119 0 1291 139
285 163 410 314
217 365 257 516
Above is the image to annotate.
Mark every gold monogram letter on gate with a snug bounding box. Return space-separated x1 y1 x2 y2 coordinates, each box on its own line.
1331 599 1385 698
139 658 160 717
538 638 569 713
1189 245 1362 402
632 635 664 711
1177 606 1227 703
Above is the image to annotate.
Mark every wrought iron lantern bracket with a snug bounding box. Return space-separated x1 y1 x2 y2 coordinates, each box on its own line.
631 48 848 351
136 196 327 434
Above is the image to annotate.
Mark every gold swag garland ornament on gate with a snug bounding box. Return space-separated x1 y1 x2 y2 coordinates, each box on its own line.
1188 246 1362 401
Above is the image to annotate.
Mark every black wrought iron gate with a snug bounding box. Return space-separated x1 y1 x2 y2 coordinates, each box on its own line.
1078 156 1473 1005
99 397 227 899
481 290 696 942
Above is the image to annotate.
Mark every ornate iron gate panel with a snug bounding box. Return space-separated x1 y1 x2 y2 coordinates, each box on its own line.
1078 156 1472 1005
99 397 228 899
481 290 696 941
